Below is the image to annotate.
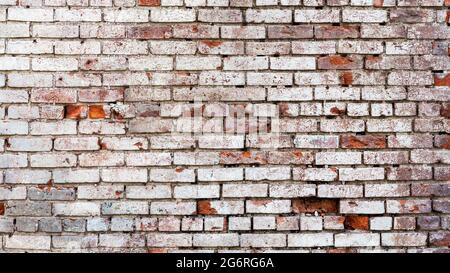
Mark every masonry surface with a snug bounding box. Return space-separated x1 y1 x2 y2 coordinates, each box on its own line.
0 0 449 253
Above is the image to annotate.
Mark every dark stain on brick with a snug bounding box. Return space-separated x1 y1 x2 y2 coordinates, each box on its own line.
330 106 346 115
0 202 5 215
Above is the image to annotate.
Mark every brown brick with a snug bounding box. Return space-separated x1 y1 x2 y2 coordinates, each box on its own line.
292 198 339 214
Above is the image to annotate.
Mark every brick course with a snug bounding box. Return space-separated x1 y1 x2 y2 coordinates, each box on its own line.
0 0 449 253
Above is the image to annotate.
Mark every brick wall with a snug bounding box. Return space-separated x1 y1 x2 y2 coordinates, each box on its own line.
0 0 449 252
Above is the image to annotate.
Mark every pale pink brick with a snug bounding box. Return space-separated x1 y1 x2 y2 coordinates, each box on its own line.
386 200 432 214
30 153 77 168
294 167 338 181
335 233 380 247
246 199 291 214
318 185 363 198
54 137 99 151
53 169 100 183
339 167 385 181
126 185 172 199
247 72 293 86
101 168 147 183
78 185 125 200
147 234 191 247
316 152 362 165
126 152 172 166
247 42 290 55
222 183 268 198
7 137 52 152
269 184 316 198
363 151 409 165
174 185 220 199
150 168 195 182
245 167 291 181
221 26 266 39
294 135 338 149
340 200 385 214
365 184 410 198
33 24 79 38
173 151 220 166
241 234 286 247
382 233 427 247
8 8 54 22
79 152 124 167
150 201 196 215
193 234 239 247
288 233 333 247
199 71 245 86
295 9 340 23
198 168 243 181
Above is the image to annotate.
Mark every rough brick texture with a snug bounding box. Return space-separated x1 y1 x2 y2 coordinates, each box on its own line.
0 0 449 253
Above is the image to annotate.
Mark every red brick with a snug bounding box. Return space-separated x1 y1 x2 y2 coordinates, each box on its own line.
339 72 353 85
65 105 84 119
197 201 217 215
344 215 369 230
341 135 386 149
434 73 450 87
138 0 160 6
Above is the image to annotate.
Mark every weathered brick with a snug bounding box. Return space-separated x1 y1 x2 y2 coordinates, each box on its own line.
382 232 427 247
386 200 432 214
5 235 51 250
0 0 446 253
241 234 286 247
340 200 385 214
335 233 380 247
